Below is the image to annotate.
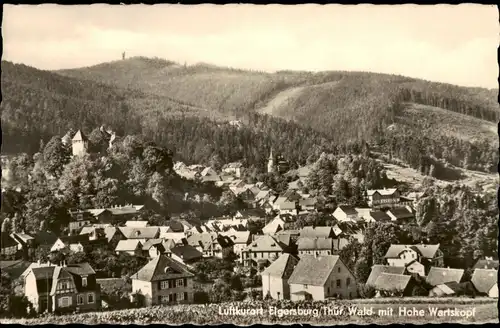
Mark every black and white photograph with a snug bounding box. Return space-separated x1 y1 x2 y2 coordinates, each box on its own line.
0 3 498 325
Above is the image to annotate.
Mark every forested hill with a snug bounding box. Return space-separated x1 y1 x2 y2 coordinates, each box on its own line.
1 58 498 177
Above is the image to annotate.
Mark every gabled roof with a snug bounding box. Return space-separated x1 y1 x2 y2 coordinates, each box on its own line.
384 244 441 259
432 281 463 295
0 260 32 280
471 269 498 294
243 235 286 252
473 259 499 270
220 231 251 244
261 254 299 278
169 245 203 262
425 267 464 286
115 239 142 252
368 211 392 222
72 130 87 142
300 226 334 239
299 198 317 206
64 262 96 276
275 234 292 247
32 267 55 293
130 255 194 282
336 206 358 216
387 207 414 220
366 265 406 286
88 209 110 217
11 233 35 244
288 255 340 286
297 237 334 251
80 226 122 242
280 201 296 210
374 273 411 292
59 234 91 245
367 188 398 196
119 227 159 239
262 217 285 235
255 190 271 201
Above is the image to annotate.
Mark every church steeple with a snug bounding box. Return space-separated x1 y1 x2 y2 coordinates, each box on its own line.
267 148 274 173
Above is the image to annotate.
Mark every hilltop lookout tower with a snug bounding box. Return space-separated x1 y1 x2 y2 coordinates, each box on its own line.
71 130 88 157
122 52 126 60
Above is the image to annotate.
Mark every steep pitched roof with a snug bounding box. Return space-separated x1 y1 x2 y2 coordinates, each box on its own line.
32 266 55 293
119 227 159 239
220 231 251 244
59 234 91 245
387 207 414 220
374 273 411 292
368 211 392 222
366 265 406 286
169 245 203 262
425 267 464 286
297 237 334 251
72 130 87 142
64 262 96 276
243 235 286 252
262 217 285 235
130 255 194 282
337 206 358 216
367 188 398 196
473 259 499 270
280 201 296 210
186 232 218 248
471 269 498 294
261 254 299 278
115 239 142 252
0 260 32 280
432 281 463 295
384 244 440 259
300 226 334 239
288 255 340 286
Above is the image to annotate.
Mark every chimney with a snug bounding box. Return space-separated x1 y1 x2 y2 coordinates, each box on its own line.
37 260 41 266
46 260 50 266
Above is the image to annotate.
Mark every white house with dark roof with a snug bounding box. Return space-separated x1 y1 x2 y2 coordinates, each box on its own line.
262 216 285 235
386 207 415 222
367 188 401 209
241 235 287 268
471 269 498 298
333 206 359 222
299 226 335 239
130 255 195 306
115 239 144 256
297 237 349 256
384 244 444 275
220 231 252 257
260 254 299 300
222 162 244 178
373 273 414 297
288 255 357 301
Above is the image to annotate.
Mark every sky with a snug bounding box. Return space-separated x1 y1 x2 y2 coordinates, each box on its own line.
2 4 498 88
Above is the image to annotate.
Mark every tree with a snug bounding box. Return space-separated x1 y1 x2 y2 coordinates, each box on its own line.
339 239 363 271
1 218 12 235
222 248 238 262
42 136 71 178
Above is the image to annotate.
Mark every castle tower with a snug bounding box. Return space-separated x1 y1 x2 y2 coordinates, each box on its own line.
267 148 274 173
71 130 88 157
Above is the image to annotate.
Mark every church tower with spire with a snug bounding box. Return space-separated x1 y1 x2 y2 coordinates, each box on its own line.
267 148 274 173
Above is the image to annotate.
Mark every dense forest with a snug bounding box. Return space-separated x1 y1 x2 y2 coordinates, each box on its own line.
1 59 498 178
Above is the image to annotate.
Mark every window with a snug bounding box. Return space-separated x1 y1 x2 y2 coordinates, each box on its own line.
77 294 84 305
161 295 169 304
177 279 184 287
304 284 308 289
327 287 330 294
336 279 341 288
161 281 169 289
82 277 87 287
346 278 351 286
60 282 68 290
253 252 257 258
87 293 94 304
178 292 185 301
338 267 341 273
59 296 72 307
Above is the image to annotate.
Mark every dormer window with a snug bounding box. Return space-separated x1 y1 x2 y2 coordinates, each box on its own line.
135 231 141 237
82 277 88 287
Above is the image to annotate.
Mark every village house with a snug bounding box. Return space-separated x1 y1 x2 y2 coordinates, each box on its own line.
473 259 499 270
471 269 498 298
234 208 266 221
260 254 299 300
299 226 336 239
386 207 415 223
130 255 195 306
115 239 144 256
279 201 298 216
32 231 59 248
262 216 286 235
186 233 233 258
241 235 288 268
367 188 401 209
428 281 468 297
373 273 416 297
288 179 304 191
297 237 349 256
50 234 105 253
222 162 244 178
384 244 444 276
165 245 203 265
1 232 20 257
333 206 359 223
71 130 89 157
363 210 392 223
125 220 149 228
24 262 100 313
67 210 96 235
79 226 125 248
220 230 252 258
299 198 318 213
143 239 179 259
88 204 147 224
11 232 36 253
200 167 222 183
425 267 464 287
119 227 160 240
288 255 357 301
365 265 406 287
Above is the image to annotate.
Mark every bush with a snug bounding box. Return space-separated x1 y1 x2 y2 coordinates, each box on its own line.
193 291 210 304
357 284 376 299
